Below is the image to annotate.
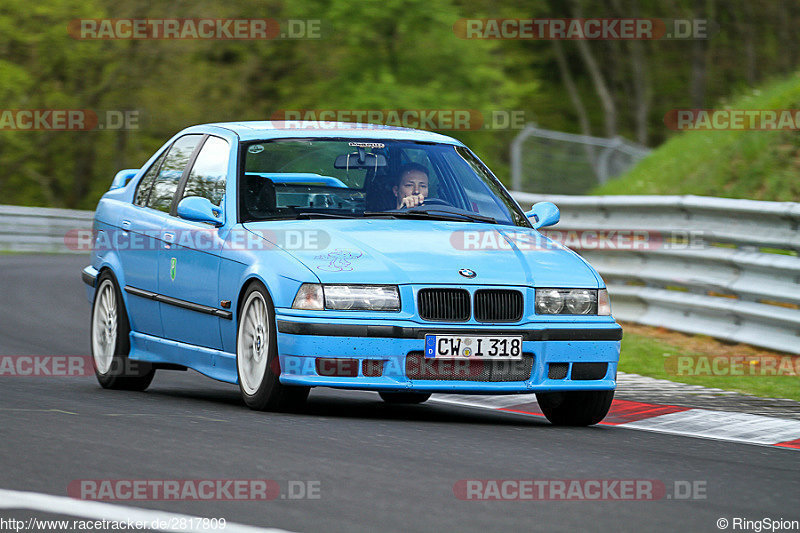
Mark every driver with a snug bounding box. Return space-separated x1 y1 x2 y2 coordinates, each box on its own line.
393 163 429 209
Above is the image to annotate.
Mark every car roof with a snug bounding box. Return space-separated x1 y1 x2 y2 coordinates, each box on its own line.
192 121 466 145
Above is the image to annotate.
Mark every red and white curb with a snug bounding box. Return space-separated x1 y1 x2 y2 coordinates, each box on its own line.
431 395 800 450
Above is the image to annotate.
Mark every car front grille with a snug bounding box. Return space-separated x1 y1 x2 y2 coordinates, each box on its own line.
418 288 524 323
405 352 534 382
417 289 470 322
474 289 524 322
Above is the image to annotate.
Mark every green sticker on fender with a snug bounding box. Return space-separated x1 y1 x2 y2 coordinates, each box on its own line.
170 257 177 281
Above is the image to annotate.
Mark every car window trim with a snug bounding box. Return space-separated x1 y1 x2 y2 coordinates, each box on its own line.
236 141 245 223
168 134 209 217
135 149 169 209
136 134 205 214
172 134 231 214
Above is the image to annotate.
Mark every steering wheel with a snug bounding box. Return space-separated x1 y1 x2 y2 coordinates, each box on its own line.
392 197 453 212
419 197 452 207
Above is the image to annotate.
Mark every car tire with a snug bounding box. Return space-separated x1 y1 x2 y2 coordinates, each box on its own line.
237 281 309 411
536 390 614 426
379 392 431 404
91 272 155 391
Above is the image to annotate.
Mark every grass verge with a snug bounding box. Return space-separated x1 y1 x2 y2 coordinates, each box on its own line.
618 323 800 401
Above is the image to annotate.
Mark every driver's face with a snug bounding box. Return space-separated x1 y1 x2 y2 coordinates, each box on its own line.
394 170 429 200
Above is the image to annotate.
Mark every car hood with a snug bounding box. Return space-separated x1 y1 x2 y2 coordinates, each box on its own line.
243 219 601 287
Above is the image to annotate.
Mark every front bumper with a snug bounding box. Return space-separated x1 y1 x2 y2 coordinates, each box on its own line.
275 314 621 394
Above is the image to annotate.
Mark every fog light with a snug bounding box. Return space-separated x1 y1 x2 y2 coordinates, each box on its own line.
315 358 358 377
362 360 384 377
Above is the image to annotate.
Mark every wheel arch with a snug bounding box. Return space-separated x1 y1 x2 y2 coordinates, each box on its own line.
235 275 277 320
94 255 129 310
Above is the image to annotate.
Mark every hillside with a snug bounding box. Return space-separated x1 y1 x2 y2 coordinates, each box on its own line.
594 73 800 201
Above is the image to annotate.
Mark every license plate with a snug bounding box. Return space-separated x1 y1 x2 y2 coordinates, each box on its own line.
424 335 523 359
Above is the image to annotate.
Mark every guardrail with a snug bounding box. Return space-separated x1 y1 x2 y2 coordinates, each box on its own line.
4 196 800 354
0 205 93 254
512 192 800 355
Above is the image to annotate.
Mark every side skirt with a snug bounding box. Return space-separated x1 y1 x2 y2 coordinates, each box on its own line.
129 331 238 384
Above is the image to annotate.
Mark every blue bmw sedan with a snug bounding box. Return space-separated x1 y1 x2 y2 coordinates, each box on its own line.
82 121 622 425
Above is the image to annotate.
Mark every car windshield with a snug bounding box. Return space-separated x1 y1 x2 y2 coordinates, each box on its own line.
239 139 529 227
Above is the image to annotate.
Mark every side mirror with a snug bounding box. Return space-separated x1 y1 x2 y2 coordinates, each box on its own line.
177 196 223 226
526 201 560 229
110 169 138 190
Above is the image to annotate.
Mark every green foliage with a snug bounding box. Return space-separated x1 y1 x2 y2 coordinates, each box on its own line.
0 0 532 208
3 0 800 207
595 73 800 201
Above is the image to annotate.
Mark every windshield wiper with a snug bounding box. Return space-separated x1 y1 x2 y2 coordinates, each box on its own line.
249 212 359 221
363 209 497 224
295 212 359 219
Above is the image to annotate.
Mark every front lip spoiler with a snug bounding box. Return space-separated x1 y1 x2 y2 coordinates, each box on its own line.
276 320 622 341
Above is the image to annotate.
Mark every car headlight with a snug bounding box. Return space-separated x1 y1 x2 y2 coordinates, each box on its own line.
535 289 565 314
565 289 595 314
535 288 610 315
292 284 400 311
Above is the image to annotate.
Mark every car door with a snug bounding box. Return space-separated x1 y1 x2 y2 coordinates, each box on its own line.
157 135 230 351
118 134 204 337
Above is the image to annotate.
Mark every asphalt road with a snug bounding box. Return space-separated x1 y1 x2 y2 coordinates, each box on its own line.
1 254 798 532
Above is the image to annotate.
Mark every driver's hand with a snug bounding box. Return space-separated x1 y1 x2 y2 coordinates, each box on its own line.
400 194 425 208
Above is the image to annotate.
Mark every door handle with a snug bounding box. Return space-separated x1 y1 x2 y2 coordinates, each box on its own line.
163 232 175 248
121 220 131 233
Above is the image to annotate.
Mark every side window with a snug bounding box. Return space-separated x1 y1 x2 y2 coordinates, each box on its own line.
148 135 203 213
134 150 167 207
181 136 230 206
